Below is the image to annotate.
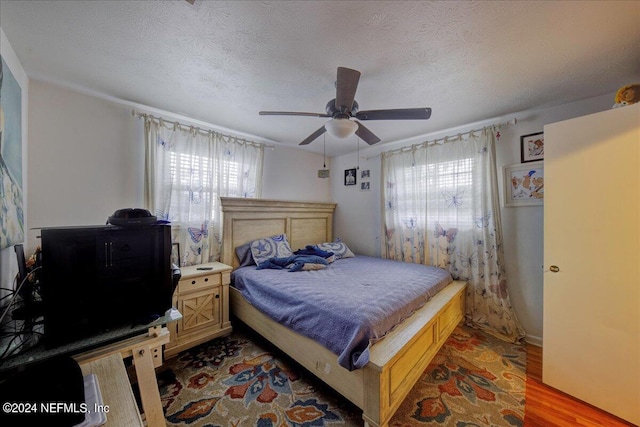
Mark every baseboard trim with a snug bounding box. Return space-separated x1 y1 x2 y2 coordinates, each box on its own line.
525 334 542 347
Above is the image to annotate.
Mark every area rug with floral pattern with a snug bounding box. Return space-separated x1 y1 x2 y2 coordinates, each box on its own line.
158 324 525 427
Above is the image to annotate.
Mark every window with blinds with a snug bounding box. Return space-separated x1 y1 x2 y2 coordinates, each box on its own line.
395 156 476 230
167 150 241 223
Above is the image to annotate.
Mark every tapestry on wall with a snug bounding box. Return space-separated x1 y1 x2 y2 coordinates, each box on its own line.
0 55 24 251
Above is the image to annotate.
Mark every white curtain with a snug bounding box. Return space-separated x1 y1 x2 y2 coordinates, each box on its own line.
144 117 263 266
382 128 525 343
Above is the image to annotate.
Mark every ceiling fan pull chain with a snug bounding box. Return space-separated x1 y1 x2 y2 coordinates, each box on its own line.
323 133 326 168
357 136 360 170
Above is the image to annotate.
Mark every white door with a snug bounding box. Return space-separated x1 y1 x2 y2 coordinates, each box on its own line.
543 103 640 425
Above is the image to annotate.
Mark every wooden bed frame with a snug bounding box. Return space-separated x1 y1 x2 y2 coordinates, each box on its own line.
220 197 466 427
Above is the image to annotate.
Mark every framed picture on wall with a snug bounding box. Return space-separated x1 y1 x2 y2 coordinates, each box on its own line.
503 161 544 207
344 168 357 186
0 55 25 251
520 132 544 163
171 242 181 267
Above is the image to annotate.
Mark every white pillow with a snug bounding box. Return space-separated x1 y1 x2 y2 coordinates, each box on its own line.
316 241 355 259
250 234 293 265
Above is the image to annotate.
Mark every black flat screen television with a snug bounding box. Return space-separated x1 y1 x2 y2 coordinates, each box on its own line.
40 224 176 348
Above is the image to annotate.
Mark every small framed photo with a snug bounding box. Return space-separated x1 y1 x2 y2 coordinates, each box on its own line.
361 169 370 179
360 181 370 191
344 168 357 186
171 242 181 267
503 161 544 207
520 132 544 163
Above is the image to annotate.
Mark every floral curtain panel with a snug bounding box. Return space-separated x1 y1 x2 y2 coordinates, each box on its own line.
144 117 263 266
382 128 524 343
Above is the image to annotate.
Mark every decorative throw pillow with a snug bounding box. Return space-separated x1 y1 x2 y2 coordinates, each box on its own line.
316 241 355 259
235 243 256 267
250 234 293 265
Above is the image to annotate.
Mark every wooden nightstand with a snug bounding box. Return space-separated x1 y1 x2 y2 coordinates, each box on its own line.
165 262 232 358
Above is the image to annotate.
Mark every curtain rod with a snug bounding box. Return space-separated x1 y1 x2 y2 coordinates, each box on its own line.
132 110 275 150
363 117 517 160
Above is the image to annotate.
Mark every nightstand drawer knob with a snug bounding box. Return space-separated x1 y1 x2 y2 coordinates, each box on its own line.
191 280 196 284
204 278 209 282
215 294 220 299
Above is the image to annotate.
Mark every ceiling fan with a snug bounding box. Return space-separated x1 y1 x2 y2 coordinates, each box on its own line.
259 67 432 146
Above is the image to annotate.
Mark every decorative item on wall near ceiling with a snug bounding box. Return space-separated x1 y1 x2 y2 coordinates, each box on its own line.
612 83 640 108
259 67 432 146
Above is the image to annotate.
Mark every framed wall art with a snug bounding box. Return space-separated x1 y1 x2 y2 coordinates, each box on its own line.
344 168 357 186
0 55 25 250
503 161 544 207
360 169 370 191
171 242 182 267
520 131 544 163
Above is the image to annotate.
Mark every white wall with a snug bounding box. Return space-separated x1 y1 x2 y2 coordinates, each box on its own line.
330 153 383 255
262 145 331 202
0 27 29 298
330 93 616 345
26 80 331 251
27 80 142 250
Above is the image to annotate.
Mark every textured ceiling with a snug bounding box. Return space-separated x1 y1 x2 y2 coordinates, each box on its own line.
1 0 639 157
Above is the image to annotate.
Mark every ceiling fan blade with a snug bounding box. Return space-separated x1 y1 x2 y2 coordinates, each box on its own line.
299 125 327 145
355 107 432 121
355 121 381 145
335 67 361 112
259 111 331 117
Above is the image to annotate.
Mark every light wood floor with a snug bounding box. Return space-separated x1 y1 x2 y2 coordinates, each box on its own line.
525 343 636 426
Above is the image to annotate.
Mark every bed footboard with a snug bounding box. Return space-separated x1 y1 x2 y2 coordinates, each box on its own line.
363 281 466 427
230 281 466 427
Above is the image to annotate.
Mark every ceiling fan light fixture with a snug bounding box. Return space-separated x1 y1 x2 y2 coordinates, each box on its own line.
325 118 358 139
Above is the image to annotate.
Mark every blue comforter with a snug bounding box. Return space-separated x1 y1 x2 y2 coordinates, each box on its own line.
232 256 453 370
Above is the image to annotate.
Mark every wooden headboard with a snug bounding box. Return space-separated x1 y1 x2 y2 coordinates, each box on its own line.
220 198 337 269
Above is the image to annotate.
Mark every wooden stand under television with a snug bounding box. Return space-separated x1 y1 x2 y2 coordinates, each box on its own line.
165 262 233 358
73 325 171 427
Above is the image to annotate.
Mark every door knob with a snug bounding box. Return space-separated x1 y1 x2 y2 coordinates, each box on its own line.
549 265 560 273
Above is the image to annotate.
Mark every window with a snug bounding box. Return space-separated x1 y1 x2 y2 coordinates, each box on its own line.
167 150 243 223
145 117 263 265
393 157 475 231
